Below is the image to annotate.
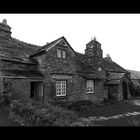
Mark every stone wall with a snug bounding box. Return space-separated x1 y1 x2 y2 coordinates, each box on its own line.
34 44 108 102
3 78 31 98
2 78 45 101
35 44 77 102
107 76 132 101
34 44 76 75
76 76 107 102
108 85 118 100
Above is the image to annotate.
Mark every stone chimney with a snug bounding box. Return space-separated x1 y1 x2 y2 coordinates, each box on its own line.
105 54 112 62
0 19 12 38
85 37 103 68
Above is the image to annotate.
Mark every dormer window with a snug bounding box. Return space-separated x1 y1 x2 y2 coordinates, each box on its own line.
62 50 66 58
57 49 66 58
57 49 61 58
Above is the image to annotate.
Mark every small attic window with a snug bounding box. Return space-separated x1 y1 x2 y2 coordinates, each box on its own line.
57 49 61 58
57 49 66 58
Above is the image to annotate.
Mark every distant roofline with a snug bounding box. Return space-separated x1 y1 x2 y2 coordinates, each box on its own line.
11 37 41 47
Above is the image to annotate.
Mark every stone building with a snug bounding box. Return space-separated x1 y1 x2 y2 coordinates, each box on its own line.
0 19 134 102
0 19 44 101
127 70 140 95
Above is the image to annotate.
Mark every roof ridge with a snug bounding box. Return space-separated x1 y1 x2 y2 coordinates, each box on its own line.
30 36 65 56
11 37 41 47
75 51 85 55
127 69 140 72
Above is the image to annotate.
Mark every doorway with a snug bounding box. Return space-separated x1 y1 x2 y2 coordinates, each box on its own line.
30 81 43 100
122 81 128 99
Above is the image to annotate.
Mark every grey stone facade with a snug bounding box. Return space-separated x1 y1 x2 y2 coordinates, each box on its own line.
0 19 135 103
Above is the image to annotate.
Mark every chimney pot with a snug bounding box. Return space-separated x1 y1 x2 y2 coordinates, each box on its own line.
3 19 7 24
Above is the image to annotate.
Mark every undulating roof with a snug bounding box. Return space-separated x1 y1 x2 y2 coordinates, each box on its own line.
1 70 44 78
127 70 140 79
0 37 40 63
102 59 129 73
75 52 94 74
75 51 128 74
30 37 62 57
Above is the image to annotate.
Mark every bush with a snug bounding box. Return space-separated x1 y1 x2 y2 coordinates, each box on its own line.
0 88 22 108
50 99 116 112
0 92 11 107
50 100 99 111
10 98 79 126
66 100 94 111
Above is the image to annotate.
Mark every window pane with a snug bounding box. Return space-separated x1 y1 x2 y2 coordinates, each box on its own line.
86 80 94 93
56 81 66 96
62 50 66 58
57 49 61 58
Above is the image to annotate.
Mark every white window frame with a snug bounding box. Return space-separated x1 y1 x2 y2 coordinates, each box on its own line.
56 81 66 96
86 80 94 93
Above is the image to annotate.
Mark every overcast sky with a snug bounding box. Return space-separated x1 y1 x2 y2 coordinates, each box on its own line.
0 14 140 71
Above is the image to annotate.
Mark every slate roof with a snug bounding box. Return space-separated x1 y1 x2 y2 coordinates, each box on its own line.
0 25 43 78
0 20 129 80
75 52 106 79
75 52 129 74
30 36 76 57
107 72 125 80
30 37 62 57
75 52 94 74
0 37 40 63
101 59 129 73
127 70 140 79
0 55 37 64
1 70 44 78
105 73 125 85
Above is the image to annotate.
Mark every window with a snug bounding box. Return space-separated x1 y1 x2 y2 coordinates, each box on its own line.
57 49 61 58
62 50 66 58
57 49 66 58
86 80 94 93
56 81 66 96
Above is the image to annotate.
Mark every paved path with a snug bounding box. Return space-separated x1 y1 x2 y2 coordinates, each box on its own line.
78 98 140 126
0 109 19 126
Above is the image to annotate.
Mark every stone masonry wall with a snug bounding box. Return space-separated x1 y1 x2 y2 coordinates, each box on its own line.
35 44 76 75
76 77 107 102
3 78 31 98
34 43 108 102
35 44 77 101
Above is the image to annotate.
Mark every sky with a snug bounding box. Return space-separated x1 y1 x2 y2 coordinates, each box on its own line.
0 14 140 71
